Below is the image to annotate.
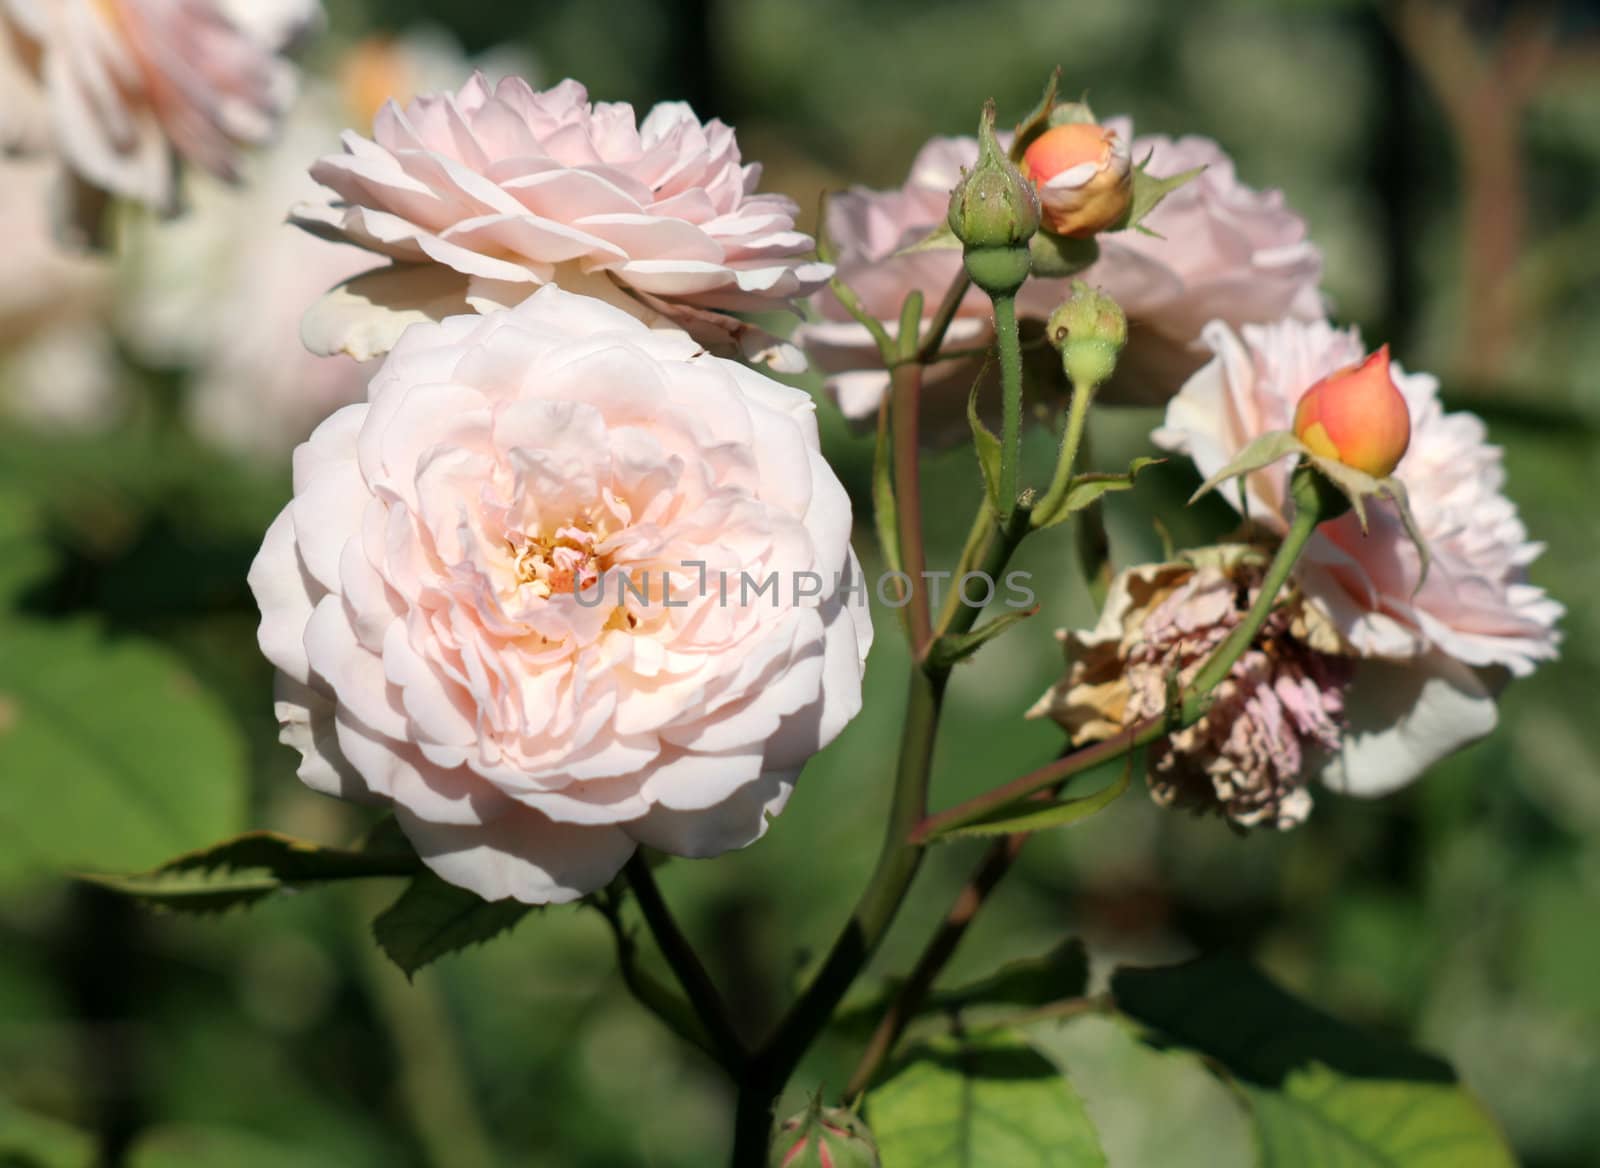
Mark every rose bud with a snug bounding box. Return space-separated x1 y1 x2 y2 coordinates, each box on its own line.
1047 280 1128 391
1291 345 1411 478
1022 118 1133 238
948 101 1039 297
771 1103 880 1168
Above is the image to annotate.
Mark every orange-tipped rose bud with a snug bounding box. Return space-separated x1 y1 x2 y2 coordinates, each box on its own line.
1292 345 1412 478
1022 121 1132 238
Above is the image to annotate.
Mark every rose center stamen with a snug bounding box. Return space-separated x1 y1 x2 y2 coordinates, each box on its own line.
506 521 607 600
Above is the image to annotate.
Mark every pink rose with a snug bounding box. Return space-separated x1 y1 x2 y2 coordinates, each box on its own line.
248 286 872 903
1154 318 1562 794
797 125 1324 422
292 75 830 365
0 0 307 212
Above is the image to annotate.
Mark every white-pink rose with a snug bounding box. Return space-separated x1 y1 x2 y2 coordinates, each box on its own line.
248 286 872 903
292 75 830 366
0 0 308 212
1155 318 1562 794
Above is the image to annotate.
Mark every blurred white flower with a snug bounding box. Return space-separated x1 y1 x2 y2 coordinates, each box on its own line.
0 0 313 214
0 156 118 427
121 31 526 458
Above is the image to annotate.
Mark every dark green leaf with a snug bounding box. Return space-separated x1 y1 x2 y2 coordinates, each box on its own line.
1112 955 1517 1167
932 939 1089 1015
869 1031 1106 1167
1112 953 1453 1085
968 377 1003 510
373 870 535 978
0 620 247 889
80 824 421 914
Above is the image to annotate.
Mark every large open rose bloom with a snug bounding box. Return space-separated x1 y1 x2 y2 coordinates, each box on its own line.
1153 318 1561 795
0 0 309 213
797 123 1324 421
292 75 830 366
249 286 872 903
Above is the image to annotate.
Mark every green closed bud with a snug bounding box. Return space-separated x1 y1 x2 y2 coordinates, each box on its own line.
770 1100 880 1168
1047 280 1127 391
948 100 1038 297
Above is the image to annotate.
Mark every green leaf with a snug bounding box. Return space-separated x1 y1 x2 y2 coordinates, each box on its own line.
80 824 421 914
873 391 903 578
893 220 960 257
933 938 1089 1015
834 940 1088 1039
1111 955 1517 1167
1245 1066 1515 1168
1187 431 1303 508
968 376 1003 510
869 1032 1107 1167
1118 161 1206 235
934 756 1133 842
1033 458 1163 531
1027 1014 1255 1168
0 491 55 608
0 1100 94 1168
1112 954 1452 1084
373 869 535 978
926 606 1037 671
0 620 247 889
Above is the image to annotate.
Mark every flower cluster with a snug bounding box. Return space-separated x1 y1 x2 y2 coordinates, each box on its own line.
794 119 1323 427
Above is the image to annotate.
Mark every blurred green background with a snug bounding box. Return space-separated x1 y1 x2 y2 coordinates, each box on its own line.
3 0 1599 1165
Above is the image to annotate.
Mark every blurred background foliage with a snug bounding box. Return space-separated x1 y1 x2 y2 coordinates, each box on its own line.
2 0 1599 1165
